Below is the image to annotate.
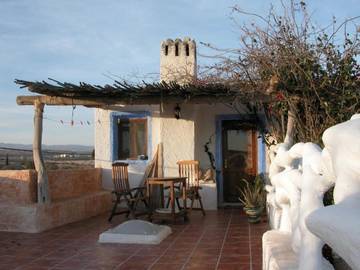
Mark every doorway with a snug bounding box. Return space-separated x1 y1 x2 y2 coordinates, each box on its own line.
217 119 258 204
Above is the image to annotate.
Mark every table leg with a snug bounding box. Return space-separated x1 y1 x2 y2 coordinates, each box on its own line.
170 182 175 223
182 180 188 221
160 185 164 208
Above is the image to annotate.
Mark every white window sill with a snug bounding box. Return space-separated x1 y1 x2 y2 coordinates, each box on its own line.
113 159 148 165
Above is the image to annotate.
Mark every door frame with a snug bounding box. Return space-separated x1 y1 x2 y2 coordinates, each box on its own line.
215 114 266 207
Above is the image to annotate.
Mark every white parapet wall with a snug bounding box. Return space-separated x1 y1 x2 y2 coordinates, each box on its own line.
263 114 360 270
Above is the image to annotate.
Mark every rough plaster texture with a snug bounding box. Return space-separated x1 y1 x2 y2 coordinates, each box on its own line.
307 196 360 270
48 168 102 201
159 104 195 177
306 115 360 270
0 168 112 233
264 115 360 270
0 170 37 204
160 38 196 84
0 191 111 233
262 230 298 270
264 141 335 270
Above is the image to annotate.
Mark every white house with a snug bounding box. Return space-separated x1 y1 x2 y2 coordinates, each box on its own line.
94 38 266 209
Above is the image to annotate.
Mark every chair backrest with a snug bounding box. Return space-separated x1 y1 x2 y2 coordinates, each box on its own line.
112 162 130 193
177 160 200 188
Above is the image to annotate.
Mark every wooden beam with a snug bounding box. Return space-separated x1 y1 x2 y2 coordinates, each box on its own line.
33 101 50 203
16 95 236 107
17 95 116 107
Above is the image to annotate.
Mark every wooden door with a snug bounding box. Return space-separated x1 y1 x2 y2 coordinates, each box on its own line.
222 120 257 203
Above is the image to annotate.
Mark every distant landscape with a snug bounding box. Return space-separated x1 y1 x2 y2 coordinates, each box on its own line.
0 143 94 170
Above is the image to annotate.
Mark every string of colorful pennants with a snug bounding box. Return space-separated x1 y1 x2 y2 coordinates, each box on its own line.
43 116 108 126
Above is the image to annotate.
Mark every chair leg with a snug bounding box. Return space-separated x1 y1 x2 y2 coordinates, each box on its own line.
108 197 120 222
166 197 171 208
125 195 137 219
198 195 206 216
190 197 195 213
139 190 149 208
176 198 182 210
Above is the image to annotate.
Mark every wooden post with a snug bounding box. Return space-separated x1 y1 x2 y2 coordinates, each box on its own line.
157 142 164 177
284 110 295 146
33 101 50 203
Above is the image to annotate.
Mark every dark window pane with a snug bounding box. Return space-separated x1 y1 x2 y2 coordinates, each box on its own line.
117 118 147 160
118 119 130 159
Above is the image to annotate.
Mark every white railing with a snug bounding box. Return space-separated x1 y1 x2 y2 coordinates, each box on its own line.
263 114 360 270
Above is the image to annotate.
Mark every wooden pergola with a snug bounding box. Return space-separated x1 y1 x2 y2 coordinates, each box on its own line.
15 78 269 203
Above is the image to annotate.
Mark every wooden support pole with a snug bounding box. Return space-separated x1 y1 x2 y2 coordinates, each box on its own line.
33 101 50 203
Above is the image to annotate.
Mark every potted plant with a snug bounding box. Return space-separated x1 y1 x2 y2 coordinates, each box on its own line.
238 175 266 223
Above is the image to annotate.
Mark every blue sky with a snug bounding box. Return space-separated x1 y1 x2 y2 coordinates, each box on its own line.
1 0 359 145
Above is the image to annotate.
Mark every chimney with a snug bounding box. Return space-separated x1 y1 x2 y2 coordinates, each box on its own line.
160 37 197 84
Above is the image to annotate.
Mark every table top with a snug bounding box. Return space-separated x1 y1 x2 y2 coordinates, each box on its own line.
147 176 187 184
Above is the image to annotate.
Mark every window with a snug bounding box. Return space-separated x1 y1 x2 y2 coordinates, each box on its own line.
175 44 179 56
165 45 168 56
117 118 148 160
185 44 189 56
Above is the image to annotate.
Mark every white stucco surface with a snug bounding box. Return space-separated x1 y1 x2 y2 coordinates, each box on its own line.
262 230 298 270
99 220 172 245
306 196 360 270
305 114 360 270
264 114 360 270
160 38 196 84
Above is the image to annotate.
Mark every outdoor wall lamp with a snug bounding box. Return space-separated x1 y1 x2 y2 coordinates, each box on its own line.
174 104 181 120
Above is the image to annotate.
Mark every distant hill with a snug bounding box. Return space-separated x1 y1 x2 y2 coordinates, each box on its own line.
0 143 93 153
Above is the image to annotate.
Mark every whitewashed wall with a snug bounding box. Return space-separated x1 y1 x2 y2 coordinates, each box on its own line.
94 103 259 210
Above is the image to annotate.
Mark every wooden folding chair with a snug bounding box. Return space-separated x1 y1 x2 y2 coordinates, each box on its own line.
108 162 150 222
166 160 206 216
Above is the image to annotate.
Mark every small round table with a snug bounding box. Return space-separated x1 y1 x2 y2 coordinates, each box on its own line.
147 177 188 223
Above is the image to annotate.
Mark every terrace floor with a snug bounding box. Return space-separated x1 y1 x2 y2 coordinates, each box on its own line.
0 209 268 270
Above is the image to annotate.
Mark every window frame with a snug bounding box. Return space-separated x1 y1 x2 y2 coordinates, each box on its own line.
110 111 150 163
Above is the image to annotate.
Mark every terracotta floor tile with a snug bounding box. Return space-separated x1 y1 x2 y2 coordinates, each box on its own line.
157 255 188 264
184 262 217 270
192 248 221 257
118 262 151 269
188 255 219 264
0 210 267 270
129 255 158 264
150 263 184 270
217 263 251 270
218 256 250 265
20 258 63 268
